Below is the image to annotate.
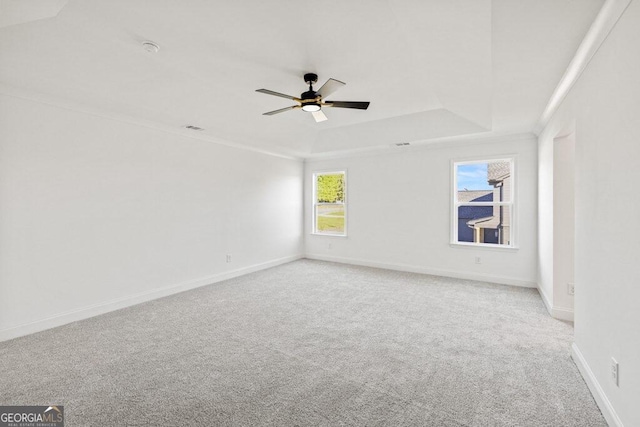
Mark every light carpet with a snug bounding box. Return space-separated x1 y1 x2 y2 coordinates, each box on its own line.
0 259 605 426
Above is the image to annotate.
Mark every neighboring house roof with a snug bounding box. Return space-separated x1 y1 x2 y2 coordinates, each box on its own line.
457 190 492 203
459 205 493 220
457 190 493 220
487 161 510 184
467 215 501 228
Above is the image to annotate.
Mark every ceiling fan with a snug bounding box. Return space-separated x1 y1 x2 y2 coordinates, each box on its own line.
256 73 370 122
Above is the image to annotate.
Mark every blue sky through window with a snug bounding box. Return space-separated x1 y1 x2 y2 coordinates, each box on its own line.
457 163 493 191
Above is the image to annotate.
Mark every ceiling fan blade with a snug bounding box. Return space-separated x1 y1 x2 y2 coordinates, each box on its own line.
317 78 346 98
323 101 370 110
312 110 328 123
256 89 301 101
263 105 300 116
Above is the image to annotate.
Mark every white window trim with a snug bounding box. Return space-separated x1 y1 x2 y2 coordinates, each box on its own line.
312 170 347 237
451 157 518 249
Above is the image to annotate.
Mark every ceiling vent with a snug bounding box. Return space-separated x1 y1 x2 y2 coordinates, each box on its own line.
184 125 204 131
142 41 160 53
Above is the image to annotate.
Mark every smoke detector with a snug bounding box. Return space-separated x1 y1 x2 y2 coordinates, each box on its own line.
142 41 160 53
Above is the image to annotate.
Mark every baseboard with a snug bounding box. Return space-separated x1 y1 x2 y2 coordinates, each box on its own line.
305 254 536 288
538 284 554 314
551 305 574 322
0 254 303 342
571 343 623 427
537 284 575 321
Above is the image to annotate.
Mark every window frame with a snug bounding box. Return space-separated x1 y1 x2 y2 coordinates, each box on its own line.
451 157 517 249
312 170 347 237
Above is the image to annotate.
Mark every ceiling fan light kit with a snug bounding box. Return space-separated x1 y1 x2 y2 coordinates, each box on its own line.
256 73 370 122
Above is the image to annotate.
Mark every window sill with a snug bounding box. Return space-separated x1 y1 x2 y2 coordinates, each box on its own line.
449 242 519 251
311 233 348 238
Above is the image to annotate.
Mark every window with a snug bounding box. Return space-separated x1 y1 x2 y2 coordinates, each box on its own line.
453 158 514 247
313 171 346 236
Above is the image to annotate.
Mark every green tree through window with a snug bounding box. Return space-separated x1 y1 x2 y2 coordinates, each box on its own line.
316 174 344 203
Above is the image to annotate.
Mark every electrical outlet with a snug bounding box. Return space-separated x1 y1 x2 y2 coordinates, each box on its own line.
475 256 481 264
567 282 575 296
611 358 619 386
226 254 232 263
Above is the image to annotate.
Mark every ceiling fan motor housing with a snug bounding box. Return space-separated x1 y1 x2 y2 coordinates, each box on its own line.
301 89 321 111
301 90 318 101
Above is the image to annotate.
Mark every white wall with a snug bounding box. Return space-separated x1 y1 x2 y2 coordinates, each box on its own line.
541 0 640 424
538 129 555 305
0 95 304 341
552 134 575 315
305 135 538 287
573 1 640 422
537 130 577 320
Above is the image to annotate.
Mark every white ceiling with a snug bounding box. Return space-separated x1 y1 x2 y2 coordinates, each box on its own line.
0 0 604 158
